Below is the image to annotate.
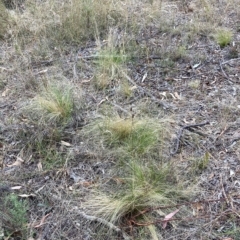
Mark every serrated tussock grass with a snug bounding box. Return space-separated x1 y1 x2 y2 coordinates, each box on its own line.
83 116 169 156
0 1 9 39
94 28 128 89
214 28 233 48
25 81 75 125
50 0 120 44
84 161 190 230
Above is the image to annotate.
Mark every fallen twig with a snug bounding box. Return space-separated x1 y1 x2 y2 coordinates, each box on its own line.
219 61 234 83
33 213 51 228
221 57 240 65
121 70 170 109
77 211 131 240
106 97 129 114
131 195 240 221
170 121 210 155
130 209 236 227
220 174 234 209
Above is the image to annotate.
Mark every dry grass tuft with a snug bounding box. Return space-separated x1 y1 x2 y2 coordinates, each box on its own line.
25 81 75 125
84 161 191 237
51 0 119 44
108 118 134 140
214 28 233 48
0 1 9 39
83 116 169 157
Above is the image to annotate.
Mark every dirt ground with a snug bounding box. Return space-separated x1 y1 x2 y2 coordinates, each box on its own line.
0 0 240 239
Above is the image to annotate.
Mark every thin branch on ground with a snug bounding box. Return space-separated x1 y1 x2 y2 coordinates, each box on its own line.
120 70 170 109
77 210 131 240
106 97 129 114
130 209 236 227
131 195 240 220
220 174 232 208
219 61 234 83
170 121 210 155
221 57 240 65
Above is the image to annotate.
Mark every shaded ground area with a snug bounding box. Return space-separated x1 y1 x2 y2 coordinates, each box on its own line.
0 0 240 239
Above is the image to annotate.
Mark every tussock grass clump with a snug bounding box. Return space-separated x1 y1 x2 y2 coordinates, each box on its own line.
9 0 165 50
190 152 210 175
95 48 127 74
188 79 200 89
51 0 120 44
2 0 24 9
10 0 119 48
86 116 168 156
26 81 75 125
36 143 66 170
94 29 128 89
84 161 190 237
0 1 9 39
214 28 233 48
108 118 134 141
106 118 165 155
94 48 126 89
118 80 134 98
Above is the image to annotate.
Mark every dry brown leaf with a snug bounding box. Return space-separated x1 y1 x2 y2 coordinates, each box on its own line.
130 86 137 91
11 186 22 190
34 213 51 228
37 162 43 171
19 194 36 198
74 181 94 187
7 157 24 167
192 202 204 216
230 169 235 177
113 177 125 185
208 172 215 180
2 88 10 97
82 181 93 187
159 92 167 99
19 194 29 198
0 66 8 72
169 93 176 99
36 69 48 75
81 79 91 83
60 140 71 147
141 72 148 82
183 118 196 124
97 98 106 107
162 209 179 229
174 92 182 100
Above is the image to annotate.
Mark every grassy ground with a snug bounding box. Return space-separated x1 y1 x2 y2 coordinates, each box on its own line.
0 0 240 239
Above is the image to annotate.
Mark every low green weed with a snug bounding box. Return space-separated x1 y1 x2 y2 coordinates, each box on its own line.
1 194 28 238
